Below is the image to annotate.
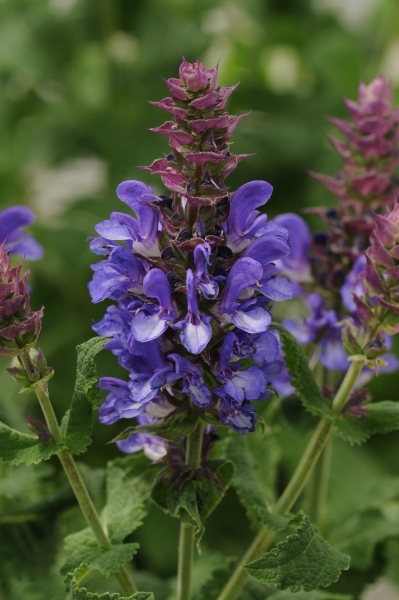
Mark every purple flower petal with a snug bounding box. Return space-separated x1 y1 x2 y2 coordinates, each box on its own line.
258 276 294 301
273 213 311 274
143 268 175 314
232 306 271 334
226 181 273 251
219 257 263 312
131 309 169 342
224 365 267 402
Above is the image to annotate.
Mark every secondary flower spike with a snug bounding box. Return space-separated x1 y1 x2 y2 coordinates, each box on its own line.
307 76 399 295
89 58 294 444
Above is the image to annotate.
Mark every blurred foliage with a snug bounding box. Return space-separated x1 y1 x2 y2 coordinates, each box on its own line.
1 0 399 597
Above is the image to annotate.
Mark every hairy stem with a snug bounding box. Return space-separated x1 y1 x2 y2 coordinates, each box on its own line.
216 359 363 600
33 378 137 596
176 419 203 600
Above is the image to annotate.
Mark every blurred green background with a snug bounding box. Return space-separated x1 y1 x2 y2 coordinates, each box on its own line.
1 0 399 596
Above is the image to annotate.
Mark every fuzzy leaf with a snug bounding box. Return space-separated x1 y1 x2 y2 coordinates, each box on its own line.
244 511 350 592
64 337 108 455
113 413 199 442
103 465 146 544
224 433 272 528
262 512 292 533
331 505 399 570
334 401 399 445
195 557 237 600
271 323 333 419
67 564 153 600
0 420 63 465
151 460 234 547
62 528 138 577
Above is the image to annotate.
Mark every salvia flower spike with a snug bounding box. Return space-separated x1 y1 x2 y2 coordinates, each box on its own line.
307 76 399 294
89 58 294 441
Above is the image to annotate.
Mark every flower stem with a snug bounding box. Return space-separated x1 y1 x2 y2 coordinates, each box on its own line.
33 379 137 596
331 360 363 414
176 419 203 600
216 359 363 600
307 436 333 530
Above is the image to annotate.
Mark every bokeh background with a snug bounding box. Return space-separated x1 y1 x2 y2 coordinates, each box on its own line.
2 0 399 597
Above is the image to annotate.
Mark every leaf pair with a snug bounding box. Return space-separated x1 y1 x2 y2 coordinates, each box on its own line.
151 459 235 545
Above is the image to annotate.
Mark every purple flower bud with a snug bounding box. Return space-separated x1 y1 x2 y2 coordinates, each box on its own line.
179 58 212 92
27 416 53 443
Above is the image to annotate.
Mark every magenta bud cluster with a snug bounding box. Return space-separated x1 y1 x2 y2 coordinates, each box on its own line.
308 76 399 294
0 243 43 357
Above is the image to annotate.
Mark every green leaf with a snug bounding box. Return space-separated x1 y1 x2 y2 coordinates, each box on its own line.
113 413 199 442
178 481 205 542
67 564 153 600
262 512 292 533
103 465 146 544
151 460 234 547
199 459 235 520
244 511 350 592
62 463 146 577
334 401 399 445
271 323 333 419
195 557 237 600
0 420 63 465
64 337 108 455
62 529 138 577
331 504 399 570
224 433 272 528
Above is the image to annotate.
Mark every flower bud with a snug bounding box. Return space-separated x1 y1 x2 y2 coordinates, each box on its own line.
179 58 210 92
0 242 43 356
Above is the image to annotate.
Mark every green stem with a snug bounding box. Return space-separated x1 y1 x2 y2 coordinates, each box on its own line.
307 435 332 529
331 360 363 414
216 359 363 600
33 379 137 596
176 419 203 600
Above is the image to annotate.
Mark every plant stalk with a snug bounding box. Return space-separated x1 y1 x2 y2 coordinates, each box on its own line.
176 419 203 600
33 378 137 596
216 359 363 600
307 435 333 529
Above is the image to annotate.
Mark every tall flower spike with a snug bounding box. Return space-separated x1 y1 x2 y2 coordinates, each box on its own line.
89 58 294 438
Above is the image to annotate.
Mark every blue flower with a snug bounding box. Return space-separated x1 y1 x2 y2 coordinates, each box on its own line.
225 181 272 252
0 206 43 260
174 269 212 354
273 213 311 279
116 414 167 460
131 269 176 342
283 293 349 371
94 180 160 257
